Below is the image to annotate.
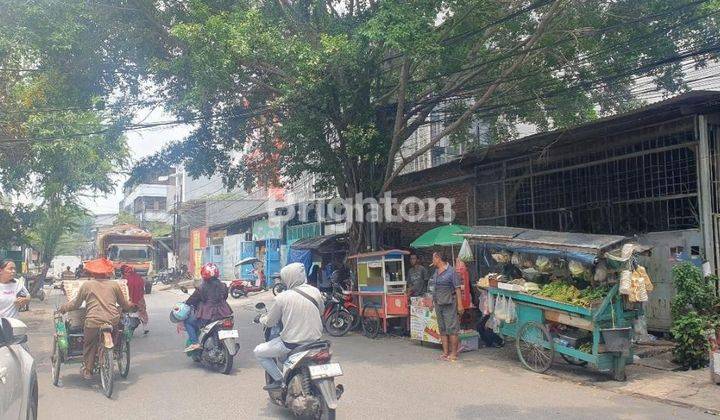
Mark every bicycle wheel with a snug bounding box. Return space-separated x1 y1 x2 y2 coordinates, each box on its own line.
117 339 130 378
361 305 381 339
99 348 114 398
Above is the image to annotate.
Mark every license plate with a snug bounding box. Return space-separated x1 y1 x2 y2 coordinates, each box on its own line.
308 363 343 379
218 330 239 340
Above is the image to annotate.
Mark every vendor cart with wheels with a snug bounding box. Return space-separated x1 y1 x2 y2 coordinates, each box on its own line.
488 284 634 380
464 226 652 381
348 249 410 336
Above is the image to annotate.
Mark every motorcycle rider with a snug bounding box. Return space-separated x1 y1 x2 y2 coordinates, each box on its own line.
183 263 233 352
59 276 136 379
254 262 324 390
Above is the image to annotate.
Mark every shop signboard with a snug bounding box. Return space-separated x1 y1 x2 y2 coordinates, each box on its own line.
252 219 283 241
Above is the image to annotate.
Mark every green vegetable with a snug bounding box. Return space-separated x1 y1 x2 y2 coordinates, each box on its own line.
533 281 609 308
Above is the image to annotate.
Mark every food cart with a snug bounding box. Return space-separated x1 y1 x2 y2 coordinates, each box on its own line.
463 226 651 381
348 250 409 336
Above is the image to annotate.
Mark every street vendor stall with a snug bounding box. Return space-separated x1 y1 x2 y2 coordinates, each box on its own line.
464 226 653 381
348 249 409 336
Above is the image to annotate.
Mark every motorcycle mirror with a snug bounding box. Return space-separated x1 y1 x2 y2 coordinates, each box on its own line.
179 286 188 294
255 302 266 310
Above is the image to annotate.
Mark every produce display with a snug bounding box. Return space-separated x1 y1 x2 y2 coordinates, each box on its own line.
529 281 610 308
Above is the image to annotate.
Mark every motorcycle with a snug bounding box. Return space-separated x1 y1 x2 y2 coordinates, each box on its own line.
322 286 360 337
187 316 239 374
230 258 284 298
181 287 240 374
254 302 344 420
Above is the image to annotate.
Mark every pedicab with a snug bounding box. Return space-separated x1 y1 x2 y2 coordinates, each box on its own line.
464 227 652 381
51 258 135 398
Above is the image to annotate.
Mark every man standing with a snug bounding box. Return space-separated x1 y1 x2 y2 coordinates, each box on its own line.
407 253 429 297
431 252 463 361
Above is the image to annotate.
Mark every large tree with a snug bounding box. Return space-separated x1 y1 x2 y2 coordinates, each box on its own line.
126 0 720 250
0 2 131 293
3 1 720 252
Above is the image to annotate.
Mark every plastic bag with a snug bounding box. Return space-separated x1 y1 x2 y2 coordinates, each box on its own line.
494 295 507 322
569 260 586 278
458 239 474 262
594 261 608 283
535 256 552 273
506 298 517 324
492 251 511 264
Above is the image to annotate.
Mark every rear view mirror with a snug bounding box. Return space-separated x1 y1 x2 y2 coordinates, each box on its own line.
0 318 28 346
255 302 266 310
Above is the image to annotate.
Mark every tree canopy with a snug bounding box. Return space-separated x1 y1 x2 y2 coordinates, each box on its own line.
3 0 720 251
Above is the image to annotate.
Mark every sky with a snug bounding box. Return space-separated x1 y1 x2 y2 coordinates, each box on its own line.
81 107 190 214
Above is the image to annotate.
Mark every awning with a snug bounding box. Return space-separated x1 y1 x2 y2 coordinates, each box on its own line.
461 226 628 256
290 234 346 253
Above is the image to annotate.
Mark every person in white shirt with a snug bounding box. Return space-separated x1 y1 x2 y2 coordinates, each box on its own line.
0 260 30 319
254 262 324 390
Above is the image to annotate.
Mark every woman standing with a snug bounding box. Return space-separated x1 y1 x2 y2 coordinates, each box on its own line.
121 265 149 334
0 260 30 319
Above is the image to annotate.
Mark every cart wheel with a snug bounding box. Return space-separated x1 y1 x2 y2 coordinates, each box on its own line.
99 348 114 398
561 353 588 367
516 321 554 373
51 338 61 386
361 305 381 339
117 339 130 378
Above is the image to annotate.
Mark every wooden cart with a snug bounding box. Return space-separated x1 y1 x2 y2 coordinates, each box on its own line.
488 284 635 380
464 226 644 381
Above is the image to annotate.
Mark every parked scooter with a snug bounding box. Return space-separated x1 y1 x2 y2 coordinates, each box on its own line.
254 302 343 420
230 258 284 298
322 286 360 337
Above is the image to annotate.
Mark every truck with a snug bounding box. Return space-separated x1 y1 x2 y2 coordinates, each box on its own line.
96 224 155 293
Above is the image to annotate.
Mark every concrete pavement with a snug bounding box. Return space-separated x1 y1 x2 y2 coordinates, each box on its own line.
19 288 717 420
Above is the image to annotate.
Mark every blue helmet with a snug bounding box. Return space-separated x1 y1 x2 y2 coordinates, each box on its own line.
170 302 192 323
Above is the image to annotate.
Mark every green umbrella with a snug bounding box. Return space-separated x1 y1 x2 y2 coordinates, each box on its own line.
410 224 471 248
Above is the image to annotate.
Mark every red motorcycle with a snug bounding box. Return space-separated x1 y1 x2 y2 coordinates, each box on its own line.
229 257 284 298
323 286 360 337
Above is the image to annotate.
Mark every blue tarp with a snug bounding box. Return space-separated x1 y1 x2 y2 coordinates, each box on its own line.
287 248 313 274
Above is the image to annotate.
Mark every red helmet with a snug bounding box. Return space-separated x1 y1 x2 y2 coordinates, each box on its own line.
200 263 220 281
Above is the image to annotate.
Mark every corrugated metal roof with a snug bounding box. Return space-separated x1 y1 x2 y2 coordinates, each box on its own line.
462 226 627 255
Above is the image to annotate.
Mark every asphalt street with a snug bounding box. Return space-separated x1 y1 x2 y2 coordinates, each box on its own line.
19 287 717 420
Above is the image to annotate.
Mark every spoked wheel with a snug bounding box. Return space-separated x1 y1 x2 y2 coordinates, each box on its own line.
50 338 61 386
117 339 131 378
361 305 381 339
99 348 114 398
230 287 245 299
516 321 554 373
348 307 361 331
561 353 588 367
324 309 353 337
272 283 285 296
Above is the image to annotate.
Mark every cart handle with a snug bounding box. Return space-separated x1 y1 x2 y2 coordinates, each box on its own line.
592 284 619 323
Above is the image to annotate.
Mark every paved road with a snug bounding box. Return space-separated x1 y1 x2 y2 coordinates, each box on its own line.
21 288 715 420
